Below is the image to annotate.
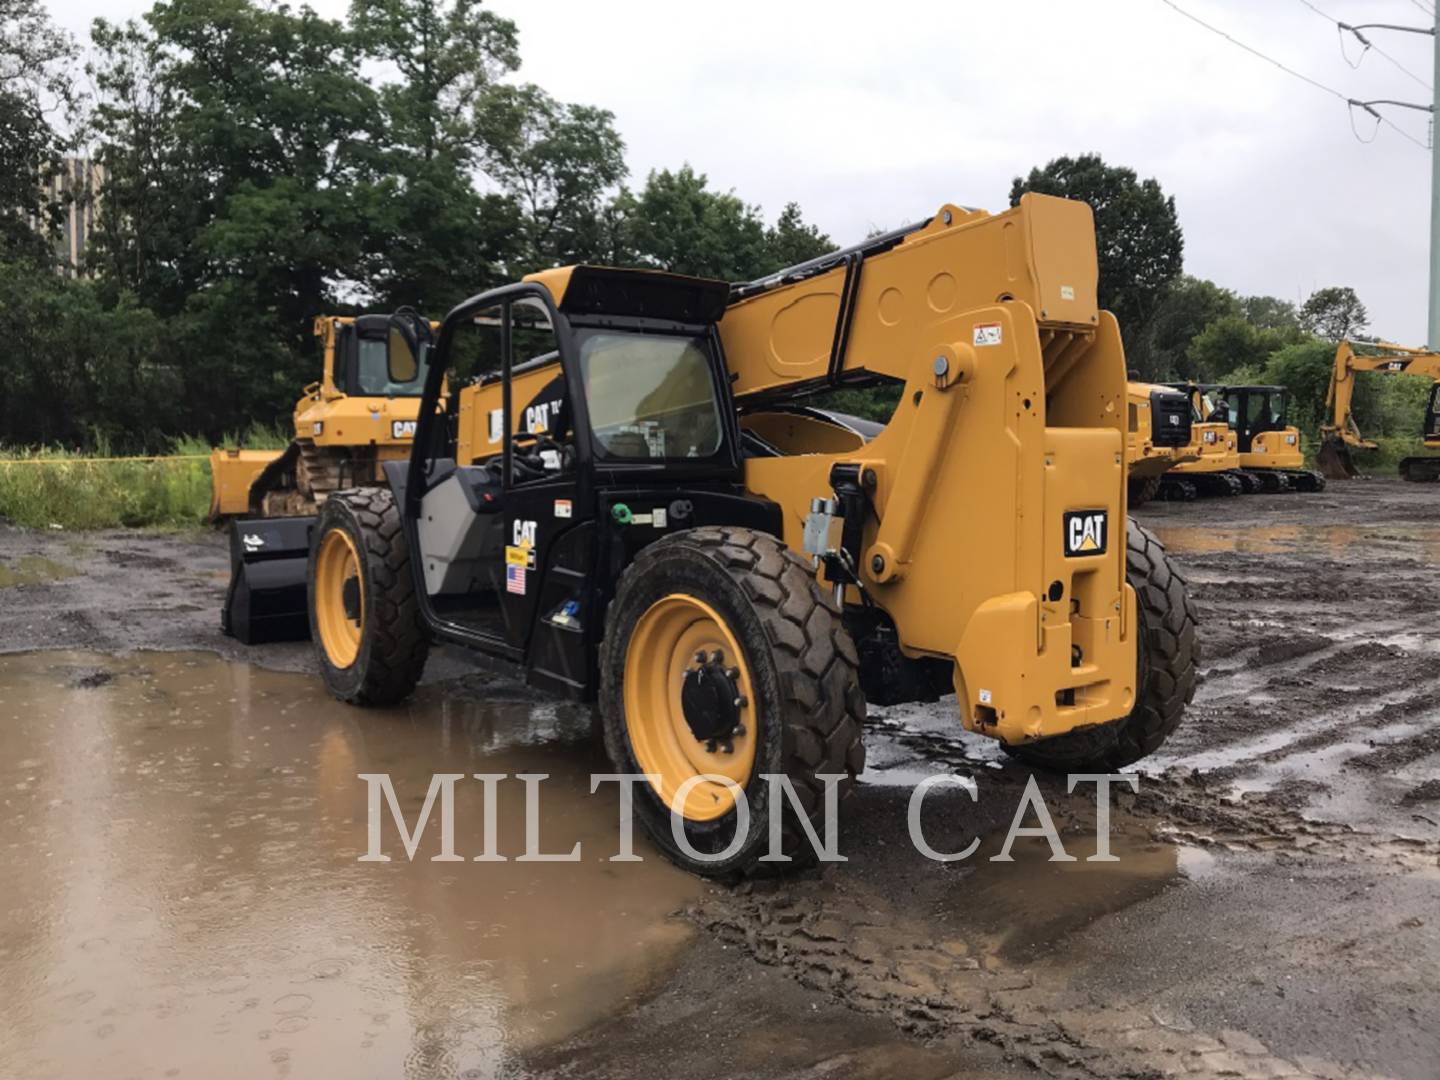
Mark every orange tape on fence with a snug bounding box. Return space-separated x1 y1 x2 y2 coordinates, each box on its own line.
0 455 210 466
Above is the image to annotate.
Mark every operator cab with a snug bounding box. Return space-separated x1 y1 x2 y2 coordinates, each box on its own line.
1424 382 1440 443
389 266 770 696
339 312 432 398
1221 385 1290 453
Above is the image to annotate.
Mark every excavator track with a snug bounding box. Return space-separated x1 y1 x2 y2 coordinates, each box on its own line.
1399 457 1440 483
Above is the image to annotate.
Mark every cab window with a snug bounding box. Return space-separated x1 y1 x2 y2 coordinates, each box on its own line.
577 330 722 460
356 335 429 396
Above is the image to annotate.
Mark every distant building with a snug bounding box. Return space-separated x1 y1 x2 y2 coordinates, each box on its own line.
43 157 105 276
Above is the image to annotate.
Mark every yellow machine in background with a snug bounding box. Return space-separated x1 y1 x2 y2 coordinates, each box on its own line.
1162 383 1244 497
1211 384 1324 492
1125 381 1194 505
283 193 1198 875
1318 340 1440 482
209 312 435 519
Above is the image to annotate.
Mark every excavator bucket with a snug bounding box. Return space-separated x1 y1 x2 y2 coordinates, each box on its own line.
1315 436 1359 480
209 448 284 521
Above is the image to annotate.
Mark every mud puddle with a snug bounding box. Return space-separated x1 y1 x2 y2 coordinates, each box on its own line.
0 651 700 1080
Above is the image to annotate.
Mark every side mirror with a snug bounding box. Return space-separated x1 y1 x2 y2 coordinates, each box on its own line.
386 307 432 383
387 326 418 382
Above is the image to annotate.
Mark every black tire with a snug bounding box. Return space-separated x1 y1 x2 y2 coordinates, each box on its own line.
1003 520 1197 771
308 487 429 705
1128 474 1162 507
598 527 865 878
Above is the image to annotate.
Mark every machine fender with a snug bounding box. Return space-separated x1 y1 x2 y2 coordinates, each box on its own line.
222 515 317 644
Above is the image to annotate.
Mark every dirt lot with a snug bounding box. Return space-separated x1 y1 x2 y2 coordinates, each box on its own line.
0 479 1437 1079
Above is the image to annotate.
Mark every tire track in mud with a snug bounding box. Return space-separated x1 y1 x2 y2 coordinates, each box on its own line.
687 862 1391 1080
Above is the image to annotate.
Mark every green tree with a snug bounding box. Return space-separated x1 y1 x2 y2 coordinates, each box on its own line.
1186 315 1293 384
613 165 771 281
1132 276 1239 379
0 0 78 261
88 0 387 435
762 202 835 273
1298 286 1368 341
1009 153 1183 341
475 82 627 271
1239 293 1300 334
350 0 522 306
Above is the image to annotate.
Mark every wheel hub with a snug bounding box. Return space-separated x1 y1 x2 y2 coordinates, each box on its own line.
680 649 746 750
341 576 362 622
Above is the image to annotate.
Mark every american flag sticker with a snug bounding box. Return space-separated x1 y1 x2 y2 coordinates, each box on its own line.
506 564 527 595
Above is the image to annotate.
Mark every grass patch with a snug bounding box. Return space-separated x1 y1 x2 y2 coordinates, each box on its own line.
1349 435 1436 476
0 444 214 529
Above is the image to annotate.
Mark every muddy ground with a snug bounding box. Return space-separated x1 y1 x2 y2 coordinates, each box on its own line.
0 479 1437 1079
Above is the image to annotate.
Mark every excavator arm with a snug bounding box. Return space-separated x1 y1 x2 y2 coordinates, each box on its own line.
1319 340 1440 480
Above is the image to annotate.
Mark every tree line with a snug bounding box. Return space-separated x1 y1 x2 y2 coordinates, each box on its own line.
0 0 1416 453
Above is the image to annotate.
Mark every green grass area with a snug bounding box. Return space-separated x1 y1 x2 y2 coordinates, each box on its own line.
0 446 213 529
0 425 293 530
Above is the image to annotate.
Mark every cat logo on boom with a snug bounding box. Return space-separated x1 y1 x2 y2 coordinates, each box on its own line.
1063 510 1108 557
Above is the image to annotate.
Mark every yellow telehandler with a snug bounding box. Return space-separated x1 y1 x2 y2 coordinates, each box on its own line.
229 194 1198 875
1318 340 1440 482
208 311 435 520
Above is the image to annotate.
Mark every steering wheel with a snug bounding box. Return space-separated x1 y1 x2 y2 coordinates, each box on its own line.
510 430 567 479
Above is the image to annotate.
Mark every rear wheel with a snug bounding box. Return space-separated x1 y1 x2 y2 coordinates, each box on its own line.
1004 521 1197 771
309 488 429 705
599 527 865 877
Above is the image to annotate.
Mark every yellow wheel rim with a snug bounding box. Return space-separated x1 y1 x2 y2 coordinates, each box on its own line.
314 527 364 669
624 593 758 822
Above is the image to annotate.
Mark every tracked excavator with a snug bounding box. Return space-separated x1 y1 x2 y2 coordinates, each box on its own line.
225 193 1198 875
1163 382 1245 497
1125 381 1194 506
1318 340 1440 482
208 312 436 520
1208 384 1324 492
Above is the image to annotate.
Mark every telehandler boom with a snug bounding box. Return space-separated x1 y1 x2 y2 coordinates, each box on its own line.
1318 340 1440 482
275 193 1197 876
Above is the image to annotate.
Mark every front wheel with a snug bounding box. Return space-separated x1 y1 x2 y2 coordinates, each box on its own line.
599 527 865 878
1004 520 1198 771
309 488 429 705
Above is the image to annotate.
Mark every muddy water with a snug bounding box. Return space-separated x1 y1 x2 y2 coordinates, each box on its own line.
0 652 699 1080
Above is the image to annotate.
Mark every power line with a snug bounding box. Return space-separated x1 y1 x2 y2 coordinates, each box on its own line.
1296 0 1432 90
1158 0 1430 149
1410 1 1434 19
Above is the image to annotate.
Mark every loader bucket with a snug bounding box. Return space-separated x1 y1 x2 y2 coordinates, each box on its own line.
1315 436 1359 480
209 447 284 522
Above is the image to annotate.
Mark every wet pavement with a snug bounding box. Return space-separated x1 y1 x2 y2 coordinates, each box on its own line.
0 481 1438 1078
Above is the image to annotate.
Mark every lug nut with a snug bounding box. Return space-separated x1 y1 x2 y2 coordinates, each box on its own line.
733 695 748 708
694 651 707 665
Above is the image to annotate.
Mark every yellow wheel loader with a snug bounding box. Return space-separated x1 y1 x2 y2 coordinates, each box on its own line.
1125 381 1194 505
208 311 436 520
236 194 1197 876
1318 340 1440 482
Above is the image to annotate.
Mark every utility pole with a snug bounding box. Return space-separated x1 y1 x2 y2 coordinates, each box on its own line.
1338 17 1439 346
1431 5 1439 348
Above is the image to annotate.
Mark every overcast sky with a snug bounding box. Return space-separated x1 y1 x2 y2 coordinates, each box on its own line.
47 0 1438 343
